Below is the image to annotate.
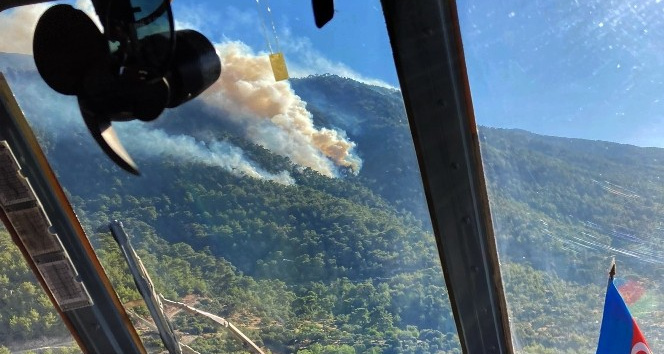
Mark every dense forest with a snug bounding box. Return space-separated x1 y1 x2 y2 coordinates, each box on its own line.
1 52 663 353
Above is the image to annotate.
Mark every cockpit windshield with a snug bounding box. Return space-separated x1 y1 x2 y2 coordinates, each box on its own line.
459 0 664 352
0 0 460 352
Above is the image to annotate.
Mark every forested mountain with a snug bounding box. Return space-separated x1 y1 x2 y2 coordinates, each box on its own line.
0 52 663 353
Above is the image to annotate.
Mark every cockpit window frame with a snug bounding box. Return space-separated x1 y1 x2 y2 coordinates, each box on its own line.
381 0 513 352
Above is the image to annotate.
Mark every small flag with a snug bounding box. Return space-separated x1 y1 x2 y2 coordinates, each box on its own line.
596 269 652 354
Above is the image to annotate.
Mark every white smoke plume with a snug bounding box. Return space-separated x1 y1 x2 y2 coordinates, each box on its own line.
9 70 295 185
0 1 100 55
200 41 362 177
1 2 362 178
0 3 49 54
119 124 296 185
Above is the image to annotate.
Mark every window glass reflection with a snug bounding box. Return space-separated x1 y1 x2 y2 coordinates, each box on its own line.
460 0 664 352
0 0 462 352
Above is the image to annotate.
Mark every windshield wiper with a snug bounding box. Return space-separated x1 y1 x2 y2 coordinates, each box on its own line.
109 220 185 354
108 220 265 354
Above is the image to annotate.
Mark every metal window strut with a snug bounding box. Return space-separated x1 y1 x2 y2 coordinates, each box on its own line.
381 0 513 353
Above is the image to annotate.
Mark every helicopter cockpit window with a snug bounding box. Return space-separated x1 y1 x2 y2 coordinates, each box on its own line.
0 0 462 352
459 0 664 352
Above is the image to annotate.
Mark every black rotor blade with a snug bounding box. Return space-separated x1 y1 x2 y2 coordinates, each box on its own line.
166 29 221 108
80 102 140 175
33 4 108 95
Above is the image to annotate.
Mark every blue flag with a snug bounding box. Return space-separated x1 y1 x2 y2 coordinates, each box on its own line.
596 279 652 354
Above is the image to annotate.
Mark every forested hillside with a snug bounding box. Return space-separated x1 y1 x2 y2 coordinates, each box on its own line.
480 128 664 352
1 52 663 353
0 56 457 353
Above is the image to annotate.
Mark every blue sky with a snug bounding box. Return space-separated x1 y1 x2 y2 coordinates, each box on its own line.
170 0 398 87
458 0 664 148
173 0 664 148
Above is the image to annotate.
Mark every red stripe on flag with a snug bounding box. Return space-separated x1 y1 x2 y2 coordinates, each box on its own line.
631 318 652 354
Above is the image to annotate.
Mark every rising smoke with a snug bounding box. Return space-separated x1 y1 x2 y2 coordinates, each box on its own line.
0 3 49 54
118 124 296 185
9 63 295 185
200 42 362 177
0 0 100 55
1 2 362 179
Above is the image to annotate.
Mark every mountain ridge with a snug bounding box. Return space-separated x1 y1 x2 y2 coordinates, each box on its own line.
1 56 664 352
